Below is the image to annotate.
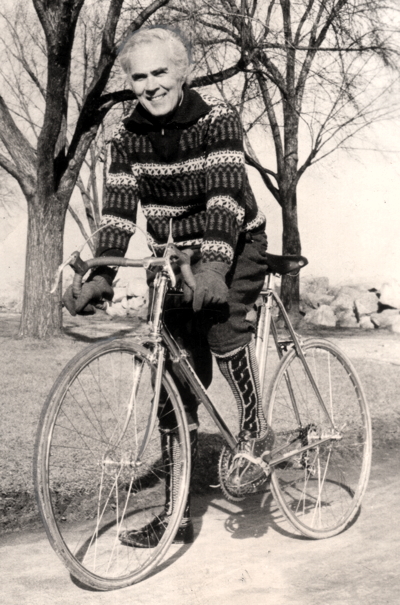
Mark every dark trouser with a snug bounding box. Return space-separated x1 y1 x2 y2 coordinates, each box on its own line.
158 230 268 430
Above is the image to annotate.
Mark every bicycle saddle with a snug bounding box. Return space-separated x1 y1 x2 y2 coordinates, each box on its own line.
265 253 308 275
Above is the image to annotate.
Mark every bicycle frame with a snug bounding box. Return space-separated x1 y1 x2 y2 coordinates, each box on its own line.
63 245 339 465
145 266 338 466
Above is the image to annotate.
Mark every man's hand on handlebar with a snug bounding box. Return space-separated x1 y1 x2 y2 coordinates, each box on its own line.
63 275 114 316
183 261 229 313
59 247 229 317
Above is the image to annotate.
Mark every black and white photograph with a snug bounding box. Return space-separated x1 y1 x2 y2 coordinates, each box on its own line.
1 2 399 604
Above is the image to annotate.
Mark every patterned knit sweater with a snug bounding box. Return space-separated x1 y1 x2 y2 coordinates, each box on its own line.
97 87 266 266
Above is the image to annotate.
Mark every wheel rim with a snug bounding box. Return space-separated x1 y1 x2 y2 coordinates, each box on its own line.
267 339 372 538
36 343 189 588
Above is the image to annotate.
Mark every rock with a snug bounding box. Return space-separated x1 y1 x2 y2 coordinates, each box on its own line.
304 305 337 327
319 294 335 306
330 287 360 313
390 316 400 334
370 309 399 329
380 280 400 309
299 299 314 315
128 296 147 311
301 291 335 309
359 316 374 330
354 291 379 317
336 310 358 328
300 291 319 310
105 302 128 317
111 275 148 315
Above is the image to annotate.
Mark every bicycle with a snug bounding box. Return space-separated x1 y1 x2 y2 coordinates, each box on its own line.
34 243 372 591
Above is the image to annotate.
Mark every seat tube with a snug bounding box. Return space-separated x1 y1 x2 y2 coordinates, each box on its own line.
255 274 274 388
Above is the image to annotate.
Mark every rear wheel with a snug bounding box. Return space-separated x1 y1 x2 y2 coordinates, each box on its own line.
34 340 190 590
266 338 372 539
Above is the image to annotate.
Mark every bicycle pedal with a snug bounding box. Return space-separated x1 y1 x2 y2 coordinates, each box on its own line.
232 451 271 473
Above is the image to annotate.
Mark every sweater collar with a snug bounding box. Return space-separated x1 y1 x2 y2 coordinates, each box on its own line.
124 87 211 130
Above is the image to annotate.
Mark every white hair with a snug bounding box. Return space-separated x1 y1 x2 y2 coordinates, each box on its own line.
119 26 193 85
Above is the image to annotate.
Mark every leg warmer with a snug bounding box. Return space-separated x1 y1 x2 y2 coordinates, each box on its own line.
216 339 268 436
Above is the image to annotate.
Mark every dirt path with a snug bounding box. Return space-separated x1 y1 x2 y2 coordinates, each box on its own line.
1 449 399 605
1 316 399 603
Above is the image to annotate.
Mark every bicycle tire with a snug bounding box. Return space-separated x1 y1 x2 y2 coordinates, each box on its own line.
266 337 372 539
34 339 190 590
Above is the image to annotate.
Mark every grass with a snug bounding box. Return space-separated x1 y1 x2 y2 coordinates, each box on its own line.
1 311 399 532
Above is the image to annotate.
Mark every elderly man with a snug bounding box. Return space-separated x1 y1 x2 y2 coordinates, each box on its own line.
64 26 273 547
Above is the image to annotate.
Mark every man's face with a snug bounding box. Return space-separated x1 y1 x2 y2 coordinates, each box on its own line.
127 42 184 118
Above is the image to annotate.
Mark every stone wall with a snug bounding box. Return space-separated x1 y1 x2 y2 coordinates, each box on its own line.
300 277 400 333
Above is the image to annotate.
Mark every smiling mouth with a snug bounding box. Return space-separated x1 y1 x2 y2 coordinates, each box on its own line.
147 94 166 101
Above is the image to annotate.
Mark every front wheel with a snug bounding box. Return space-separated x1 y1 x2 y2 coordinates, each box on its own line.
266 338 372 539
34 340 190 590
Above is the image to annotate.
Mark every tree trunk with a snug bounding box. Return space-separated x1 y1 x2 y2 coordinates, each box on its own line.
280 187 301 317
18 195 67 338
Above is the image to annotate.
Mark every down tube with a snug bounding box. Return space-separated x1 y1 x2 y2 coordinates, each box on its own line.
161 326 237 450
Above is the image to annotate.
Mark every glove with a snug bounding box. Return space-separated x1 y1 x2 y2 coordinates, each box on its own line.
183 262 229 312
63 275 114 316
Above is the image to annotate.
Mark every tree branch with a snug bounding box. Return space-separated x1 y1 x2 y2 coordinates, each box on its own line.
244 151 281 204
115 0 172 49
260 43 390 52
32 0 85 48
0 152 20 181
67 203 94 254
0 96 36 187
294 0 315 47
191 60 246 87
255 72 284 175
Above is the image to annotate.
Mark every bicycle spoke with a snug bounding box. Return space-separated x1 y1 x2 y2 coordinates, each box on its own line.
267 338 372 538
35 342 190 589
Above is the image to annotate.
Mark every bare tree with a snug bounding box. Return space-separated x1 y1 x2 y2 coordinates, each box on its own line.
1 0 398 338
169 0 400 315
0 0 170 338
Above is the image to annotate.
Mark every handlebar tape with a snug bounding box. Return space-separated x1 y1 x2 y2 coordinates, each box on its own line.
67 247 199 297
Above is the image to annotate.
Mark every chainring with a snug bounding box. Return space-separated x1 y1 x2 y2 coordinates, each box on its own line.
218 445 269 501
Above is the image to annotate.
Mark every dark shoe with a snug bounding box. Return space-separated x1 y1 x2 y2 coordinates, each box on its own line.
226 428 275 491
119 514 194 549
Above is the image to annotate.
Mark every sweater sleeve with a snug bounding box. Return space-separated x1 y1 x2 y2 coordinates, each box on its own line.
96 129 138 260
200 105 247 266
